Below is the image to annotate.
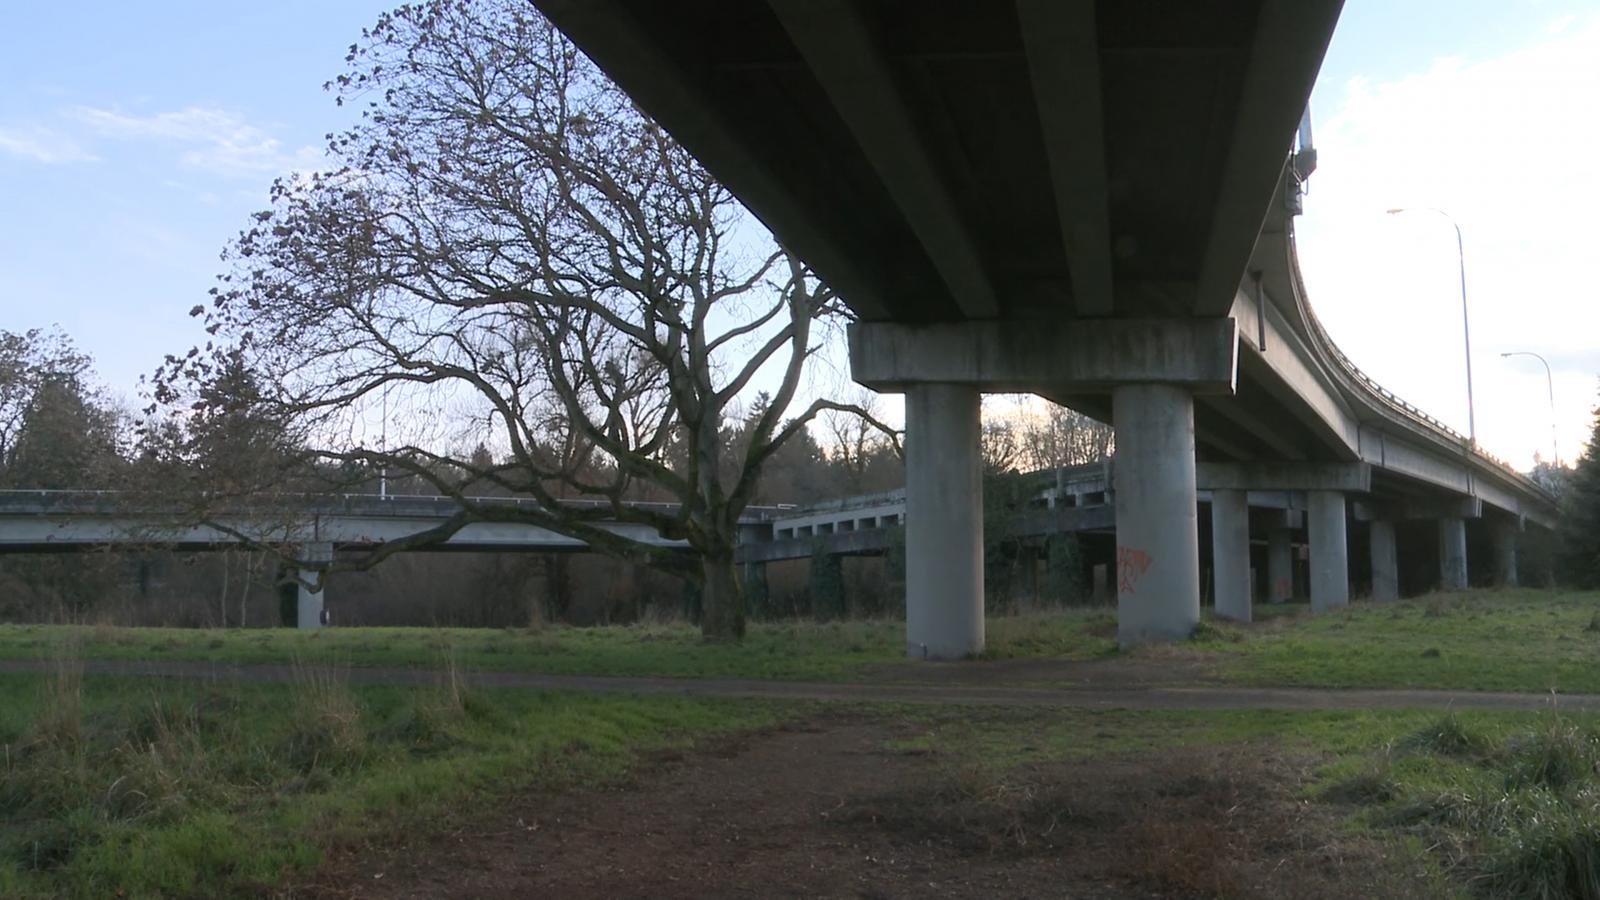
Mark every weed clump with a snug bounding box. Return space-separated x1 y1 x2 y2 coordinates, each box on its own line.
31 651 84 749
1479 790 1600 900
1504 719 1600 793
281 662 366 773
1338 711 1600 897
1402 713 1494 759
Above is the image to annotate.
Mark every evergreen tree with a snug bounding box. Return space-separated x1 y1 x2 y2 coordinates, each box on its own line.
1559 385 1600 588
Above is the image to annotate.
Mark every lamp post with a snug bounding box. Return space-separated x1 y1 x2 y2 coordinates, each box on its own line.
1387 207 1476 446
1501 351 1559 468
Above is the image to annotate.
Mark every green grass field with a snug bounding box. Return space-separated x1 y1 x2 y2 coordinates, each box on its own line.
0 666 782 899
0 609 1120 681
1207 589 1600 693
7 589 1600 896
3 588 1599 693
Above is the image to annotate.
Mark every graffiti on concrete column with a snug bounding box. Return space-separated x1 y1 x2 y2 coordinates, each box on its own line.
1117 545 1153 594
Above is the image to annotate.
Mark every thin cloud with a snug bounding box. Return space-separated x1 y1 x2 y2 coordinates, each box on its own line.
1299 12 1600 469
69 104 324 177
0 126 99 164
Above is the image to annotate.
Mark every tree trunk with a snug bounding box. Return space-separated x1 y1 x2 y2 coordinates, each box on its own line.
699 552 745 640
218 552 230 629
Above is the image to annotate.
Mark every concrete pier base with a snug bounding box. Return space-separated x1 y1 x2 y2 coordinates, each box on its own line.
1210 489 1251 622
1439 517 1469 591
1112 384 1200 645
1308 491 1348 612
904 383 984 659
295 541 333 630
1267 526 1293 603
1369 519 1399 602
1493 520 1519 587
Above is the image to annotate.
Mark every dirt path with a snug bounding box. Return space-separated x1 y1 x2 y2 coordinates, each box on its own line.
1 658 1591 712
294 713 1432 900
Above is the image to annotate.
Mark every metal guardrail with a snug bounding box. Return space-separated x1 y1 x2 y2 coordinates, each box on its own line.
0 490 794 522
1290 262 1548 501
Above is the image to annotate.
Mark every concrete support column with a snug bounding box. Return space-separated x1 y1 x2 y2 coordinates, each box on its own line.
1493 520 1519 588
1267 527 1293 603
1210 489 1251 622
1308 491 1348 612
1439 517 1469 591
904 383 983 659
1369 520 1399 602
295 541 333 630
1112 384 1199 645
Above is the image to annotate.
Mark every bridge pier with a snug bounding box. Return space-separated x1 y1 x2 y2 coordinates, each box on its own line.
1369 519 1399 602
1267 524 1293 603
295 542 333 630
1210 488 1251 622
1439 518 1469 591
1308 491 1348 612
903 383 984 659
1492 519 1519 587
1113 384 1200 645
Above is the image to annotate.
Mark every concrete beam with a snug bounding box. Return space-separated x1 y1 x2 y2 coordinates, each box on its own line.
1251 507 1304 531
770 0 999 318
1351 497 1483 522
1017 0 1113 317
536 0 889 318
1196 462 1370 493
1196 393 1310 460
1007 504 1117 539
1229 296 1361 454
734 528 895 565
850 318 1238 394
1193 0 1343 316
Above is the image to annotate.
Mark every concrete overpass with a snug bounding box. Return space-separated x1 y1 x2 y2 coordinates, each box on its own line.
535 0 1558 656
0 491 782 628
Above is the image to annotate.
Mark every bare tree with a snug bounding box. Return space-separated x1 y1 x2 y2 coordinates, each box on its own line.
156 1 892 640
821 387 899 494
1016 399 1114 482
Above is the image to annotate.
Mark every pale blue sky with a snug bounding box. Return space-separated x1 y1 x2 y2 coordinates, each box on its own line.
3 2 1597 468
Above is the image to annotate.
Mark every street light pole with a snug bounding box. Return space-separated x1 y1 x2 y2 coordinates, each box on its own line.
1501 351 1559 468
1387 207 1477 446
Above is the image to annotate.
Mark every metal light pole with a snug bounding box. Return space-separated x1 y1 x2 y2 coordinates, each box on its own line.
1387 207 1476 446
1501 351 1559 468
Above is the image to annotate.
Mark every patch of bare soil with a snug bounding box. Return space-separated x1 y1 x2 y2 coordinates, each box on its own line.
293 714 1435 900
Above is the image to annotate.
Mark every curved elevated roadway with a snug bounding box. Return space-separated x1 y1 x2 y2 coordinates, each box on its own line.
535 0 1557 654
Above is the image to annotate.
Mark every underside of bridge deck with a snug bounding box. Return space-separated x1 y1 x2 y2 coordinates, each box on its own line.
534 0 1553 656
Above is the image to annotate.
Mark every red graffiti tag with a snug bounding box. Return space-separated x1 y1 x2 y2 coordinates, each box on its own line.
1117 545 1153 595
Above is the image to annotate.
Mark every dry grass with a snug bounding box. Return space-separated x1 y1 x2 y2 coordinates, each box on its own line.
284 659 365 772
30 644 84 749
